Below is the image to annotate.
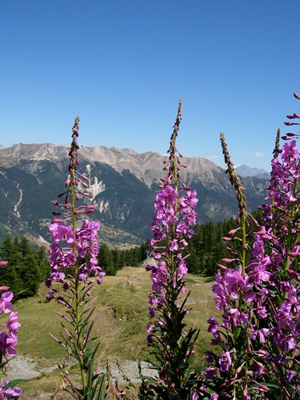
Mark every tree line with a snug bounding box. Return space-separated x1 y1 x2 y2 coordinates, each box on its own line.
0 237 149 300
0 211 261 300
86 211 260 279
185 209 262 276
0 236 49 300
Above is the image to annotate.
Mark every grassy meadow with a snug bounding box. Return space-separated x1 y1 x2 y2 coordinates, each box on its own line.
10 266 219 397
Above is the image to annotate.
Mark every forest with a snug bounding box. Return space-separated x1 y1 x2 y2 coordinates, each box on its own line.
0 210 261 301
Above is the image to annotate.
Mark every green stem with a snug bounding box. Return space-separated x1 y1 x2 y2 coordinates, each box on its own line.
220 133 250 399
74 276 87 392
241 210 246 277
70 142 87 393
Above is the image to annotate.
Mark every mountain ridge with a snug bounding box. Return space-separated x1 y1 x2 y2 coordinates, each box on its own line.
0 143 226 189
235 164 269 179
0 143 269 247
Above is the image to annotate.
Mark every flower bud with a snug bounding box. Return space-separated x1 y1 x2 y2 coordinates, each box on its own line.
0 261 8 267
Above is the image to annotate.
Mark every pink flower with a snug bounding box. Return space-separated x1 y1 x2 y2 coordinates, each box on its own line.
205 367 216 379
6 312 20 334
207 317 219 335
0 292 13 314
169 239 179 252
0 332 17 358
47 218 103 291
0 262 8 267
49 224 75 244
0 381 22 399
219 351 232 372
251 328 270 344
176 260 188 280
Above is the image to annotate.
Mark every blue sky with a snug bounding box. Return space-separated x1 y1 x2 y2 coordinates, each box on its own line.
1 0 300 170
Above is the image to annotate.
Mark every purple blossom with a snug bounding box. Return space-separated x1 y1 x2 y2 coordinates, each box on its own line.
176 259 188 280
146 325 155 333
49 223 75 244
6 313 20 334
248 257 271 286
0 382 22 399
147 180 197 318
223 267 247 298
190 388 207 399
169 239 179 252
0 332 17 357
0 292 13 314
283 336 295 351
155 185 178 209
0 284 22 398
205 367 216 379
286 369 297 383
218 351 232 372
149 261 169 297
255 305 268 319
251 328 270 344
281 140 298 166
207 317 219 335
229 308 249 326
47 219 104 292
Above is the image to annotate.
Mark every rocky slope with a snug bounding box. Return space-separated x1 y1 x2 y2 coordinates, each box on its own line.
0 143 269 247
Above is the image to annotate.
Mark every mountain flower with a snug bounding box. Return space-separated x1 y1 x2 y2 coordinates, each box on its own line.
141 100 202 399
0 283 21 398
46 117 107 398
205 95 300 399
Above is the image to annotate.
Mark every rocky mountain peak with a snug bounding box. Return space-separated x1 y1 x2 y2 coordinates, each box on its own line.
0 142 269 247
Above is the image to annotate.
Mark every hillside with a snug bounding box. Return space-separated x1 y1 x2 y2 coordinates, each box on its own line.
9 267 219 398
0 143 268 247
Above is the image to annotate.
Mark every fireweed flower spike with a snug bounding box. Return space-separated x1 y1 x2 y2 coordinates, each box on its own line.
140 100 205 399
46 117 107 398
205 133 253 398
205 96 299 400
0 264 22 399
220 132 247 274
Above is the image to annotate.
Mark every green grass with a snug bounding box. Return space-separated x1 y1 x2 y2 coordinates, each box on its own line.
12 266 219 396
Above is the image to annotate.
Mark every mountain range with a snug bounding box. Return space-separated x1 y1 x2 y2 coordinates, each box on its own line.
0 143 269 247
235 164 269 179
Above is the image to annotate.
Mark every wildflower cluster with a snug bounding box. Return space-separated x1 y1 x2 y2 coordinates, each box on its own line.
0 265 22 399
46 117 104 298
46 117 107 398
204 94 300 399
147 185 198 316
46 218 103 292
141 100 201 399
